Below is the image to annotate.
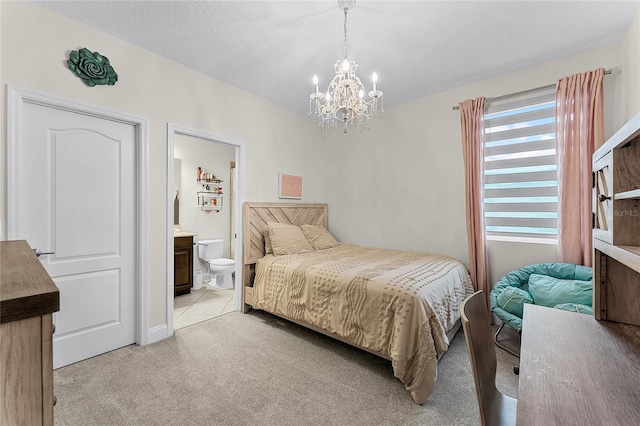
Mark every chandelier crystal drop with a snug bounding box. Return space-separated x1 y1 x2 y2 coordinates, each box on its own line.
309 0 383 136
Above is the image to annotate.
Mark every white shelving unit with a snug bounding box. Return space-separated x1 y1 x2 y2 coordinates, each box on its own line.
196 178 223 213
592 112 640 326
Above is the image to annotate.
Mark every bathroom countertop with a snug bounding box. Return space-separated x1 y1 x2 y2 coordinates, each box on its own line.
174 231 198 238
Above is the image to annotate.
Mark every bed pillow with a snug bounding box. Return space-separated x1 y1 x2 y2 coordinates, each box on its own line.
300 224 339 250
267 222 313 256
496 286 533 318
528 274 593 308
263 231 273 255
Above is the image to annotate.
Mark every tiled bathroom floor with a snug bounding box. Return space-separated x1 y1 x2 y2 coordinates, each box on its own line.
173 285 236 330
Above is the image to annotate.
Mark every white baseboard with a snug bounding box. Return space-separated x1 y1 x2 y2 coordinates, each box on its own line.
145 324 172 345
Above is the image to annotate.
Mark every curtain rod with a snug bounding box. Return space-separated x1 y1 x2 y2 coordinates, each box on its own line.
451 68 613 111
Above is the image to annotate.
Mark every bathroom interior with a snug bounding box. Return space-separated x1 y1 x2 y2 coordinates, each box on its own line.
173 133 237 330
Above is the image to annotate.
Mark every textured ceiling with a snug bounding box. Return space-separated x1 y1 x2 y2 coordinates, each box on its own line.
35 1 638 116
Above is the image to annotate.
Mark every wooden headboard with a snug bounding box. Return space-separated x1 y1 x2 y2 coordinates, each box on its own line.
242 202 328 290
243 202 328 265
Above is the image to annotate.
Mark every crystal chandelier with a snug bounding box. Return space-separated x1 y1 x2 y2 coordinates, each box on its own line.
309 0 383 136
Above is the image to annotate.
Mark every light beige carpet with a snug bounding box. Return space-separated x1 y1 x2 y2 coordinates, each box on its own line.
54 310 520 425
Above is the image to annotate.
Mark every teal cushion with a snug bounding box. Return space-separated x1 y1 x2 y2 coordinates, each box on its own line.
496 286 533 318
573 265 593 281
553 303 594 315
528 274 593 308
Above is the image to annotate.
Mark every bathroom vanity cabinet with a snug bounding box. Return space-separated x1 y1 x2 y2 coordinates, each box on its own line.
0 240 59 426
174 235 194 296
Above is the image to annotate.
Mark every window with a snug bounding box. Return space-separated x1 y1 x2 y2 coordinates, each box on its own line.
483 87 558 241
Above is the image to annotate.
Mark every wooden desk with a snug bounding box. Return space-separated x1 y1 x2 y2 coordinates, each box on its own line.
517 304 640 425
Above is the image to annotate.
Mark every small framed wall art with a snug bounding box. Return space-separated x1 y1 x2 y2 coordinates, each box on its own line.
278 173 302 199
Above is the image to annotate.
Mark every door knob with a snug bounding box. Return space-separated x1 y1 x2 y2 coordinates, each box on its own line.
598 194 612 202
33 248 55 258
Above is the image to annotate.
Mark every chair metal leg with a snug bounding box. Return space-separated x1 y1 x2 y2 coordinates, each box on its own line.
494 323 520 358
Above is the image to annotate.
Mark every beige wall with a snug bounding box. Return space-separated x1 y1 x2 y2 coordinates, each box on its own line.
316 43 623 285
0 2 325 329
621 4 640 124
1 1 638 335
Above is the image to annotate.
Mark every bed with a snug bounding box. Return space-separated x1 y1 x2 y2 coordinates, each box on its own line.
242 202 474 404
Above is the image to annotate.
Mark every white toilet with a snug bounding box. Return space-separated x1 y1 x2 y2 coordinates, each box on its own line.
197 238 235 289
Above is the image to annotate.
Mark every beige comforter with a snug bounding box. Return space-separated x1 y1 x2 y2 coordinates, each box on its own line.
252 243 474 404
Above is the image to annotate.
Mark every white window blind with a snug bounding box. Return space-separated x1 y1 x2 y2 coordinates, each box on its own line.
483 86 558 240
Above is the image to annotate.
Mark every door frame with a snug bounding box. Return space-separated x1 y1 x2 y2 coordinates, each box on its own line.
166 124 246 334
7 85 150 345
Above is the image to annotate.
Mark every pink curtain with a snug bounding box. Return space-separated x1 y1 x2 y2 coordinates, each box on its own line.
459 97 489 307
556 68 605 266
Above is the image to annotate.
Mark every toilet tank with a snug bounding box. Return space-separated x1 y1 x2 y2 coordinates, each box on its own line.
197 238 224 260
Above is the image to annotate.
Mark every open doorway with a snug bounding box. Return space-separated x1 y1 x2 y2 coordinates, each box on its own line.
166 124 245 334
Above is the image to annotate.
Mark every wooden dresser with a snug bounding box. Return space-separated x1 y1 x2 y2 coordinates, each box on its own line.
0 240 60 426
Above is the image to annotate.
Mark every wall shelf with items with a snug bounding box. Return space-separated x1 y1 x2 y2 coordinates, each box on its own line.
197 191 223 212
592 112 640 326
196 167 223 213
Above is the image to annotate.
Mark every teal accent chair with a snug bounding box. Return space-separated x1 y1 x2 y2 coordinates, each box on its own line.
489 263 593 357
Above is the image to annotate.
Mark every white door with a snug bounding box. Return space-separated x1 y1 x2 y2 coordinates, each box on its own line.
15 101 137 369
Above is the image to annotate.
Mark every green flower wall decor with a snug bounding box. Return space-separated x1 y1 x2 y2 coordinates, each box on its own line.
67 48 118 87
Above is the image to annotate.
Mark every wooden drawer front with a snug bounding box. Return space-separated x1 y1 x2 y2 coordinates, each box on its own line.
0 314 54 426
174 236 193 249
593 153 613 244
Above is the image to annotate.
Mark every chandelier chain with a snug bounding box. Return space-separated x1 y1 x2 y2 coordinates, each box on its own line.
343 7 348 59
